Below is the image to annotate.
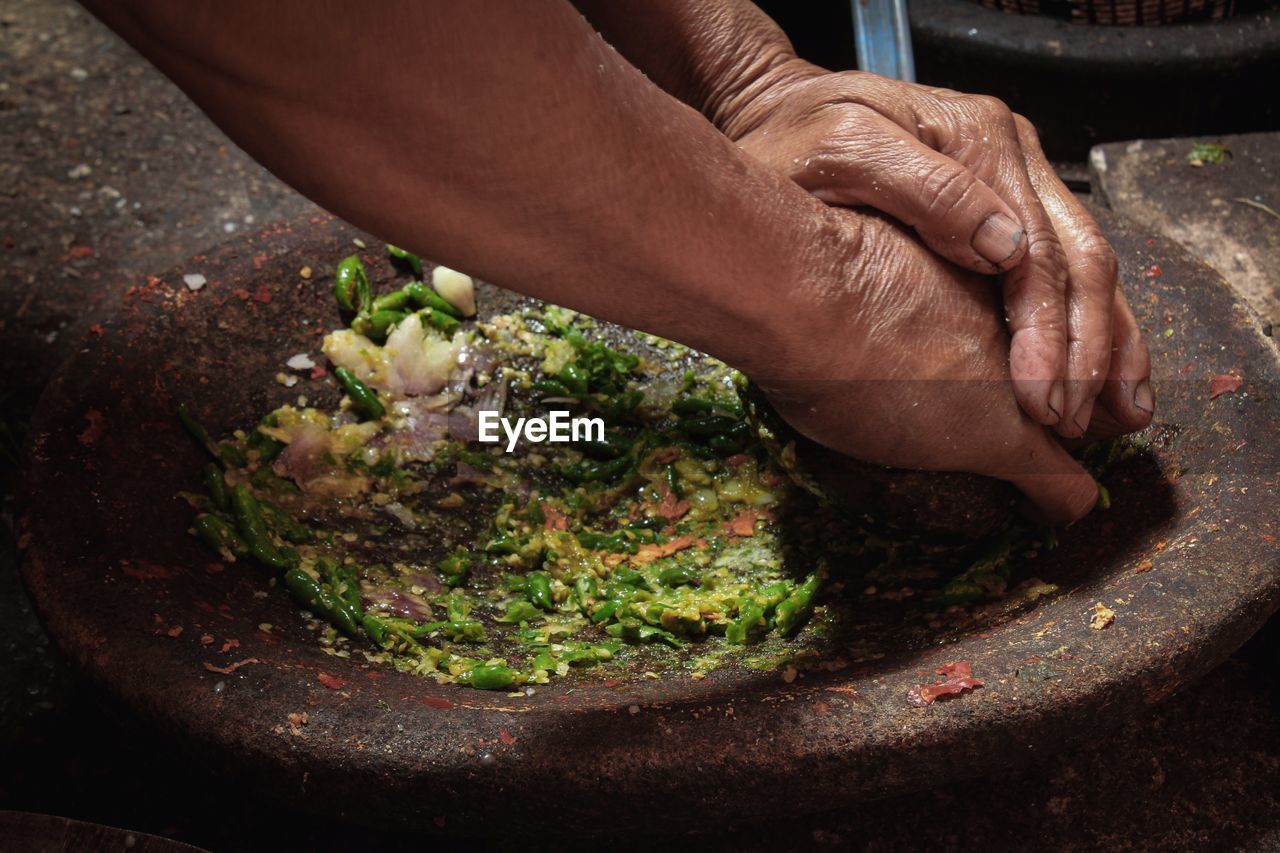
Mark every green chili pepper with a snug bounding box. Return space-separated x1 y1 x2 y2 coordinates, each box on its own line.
411 619 486 643
726 599 764 645
558 363 589 395
230 484 272 555
497 600 542 624
679 414 739 439
576 530 637 554
318 558 363 612
334 254 372 314
178 403 215 455
458 664 517 691
610 567 650 590
386 244 423 277
217 442 248 469
774 572 821 636
759 581 791 614
402 281 463 318
422 308 460 336
526 571 555 610
672 397 716 417
247 419 284 463
444 590 471 622
278 545 302 571
334 367 385 419
352 309 408 341
230 484 292 572
563 455 631 484
606 618 683 647
642 601 669 624
203 463 230 511
250 464 299 494
284 567 361 637
402 280 429 307
590 599 622 623
673 396 743 418
447 620 487 643
361 613 390 646
179 403 245 468
709 421 753 454
575 430 633 460
665 464 682 499
438 547 471 587
628 515 664 532
194 513 249 560
558 649 604 667
371 290 410 312
485 534 522 555
576 531 604 550
259 499 313 543
573 576 599 611
602 390 644 420
366 615 424 650
531 379 572 397
658 565 699 587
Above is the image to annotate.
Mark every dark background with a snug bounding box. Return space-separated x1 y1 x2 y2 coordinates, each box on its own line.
759 0 1280 160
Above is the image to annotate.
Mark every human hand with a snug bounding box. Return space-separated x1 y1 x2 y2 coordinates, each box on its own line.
724 64 1153 440
766 209 1102 525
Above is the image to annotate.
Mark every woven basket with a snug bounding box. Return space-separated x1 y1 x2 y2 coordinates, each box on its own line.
972 0 1236 24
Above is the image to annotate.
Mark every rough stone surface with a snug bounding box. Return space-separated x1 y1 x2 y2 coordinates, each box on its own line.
0 0 312 772
18 191 1280 841
0 0 311 402
1091 132 1280 333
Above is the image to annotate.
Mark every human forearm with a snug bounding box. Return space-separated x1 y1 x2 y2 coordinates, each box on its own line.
81 0 1110 521
571 0 814 136
84 0 850 378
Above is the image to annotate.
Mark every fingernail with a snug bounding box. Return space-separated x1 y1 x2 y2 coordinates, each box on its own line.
972 213 1025 267
1133 379 1154 413
1047 380 1064 423
1072 398 1095 437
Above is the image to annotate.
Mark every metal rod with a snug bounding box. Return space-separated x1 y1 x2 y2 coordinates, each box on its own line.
851 0 917 82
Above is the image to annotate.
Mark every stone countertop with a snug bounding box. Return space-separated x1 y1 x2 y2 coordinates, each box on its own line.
1091 132 1280 334
0 0 313 399
3 1 1280 850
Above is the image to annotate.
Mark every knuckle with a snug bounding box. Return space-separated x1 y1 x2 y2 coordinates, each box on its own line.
1074 332 1113 370
919 162 978 223
827 108 882 149
1012 113 1039 139
1010 328 1067 376
971 94 1014 124
1089 339 1114 372
1023 228 1070 277
1003 251 1070 331
1068 229 1120 287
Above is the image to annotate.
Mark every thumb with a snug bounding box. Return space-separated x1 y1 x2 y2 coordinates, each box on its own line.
795 118 1028 274
998 424 1100 526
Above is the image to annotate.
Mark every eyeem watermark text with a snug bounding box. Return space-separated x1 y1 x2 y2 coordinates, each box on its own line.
478 410 604 452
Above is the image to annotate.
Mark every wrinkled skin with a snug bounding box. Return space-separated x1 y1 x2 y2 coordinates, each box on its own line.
722 64 1154 443
88 0 1145 526
755 210 1103 526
